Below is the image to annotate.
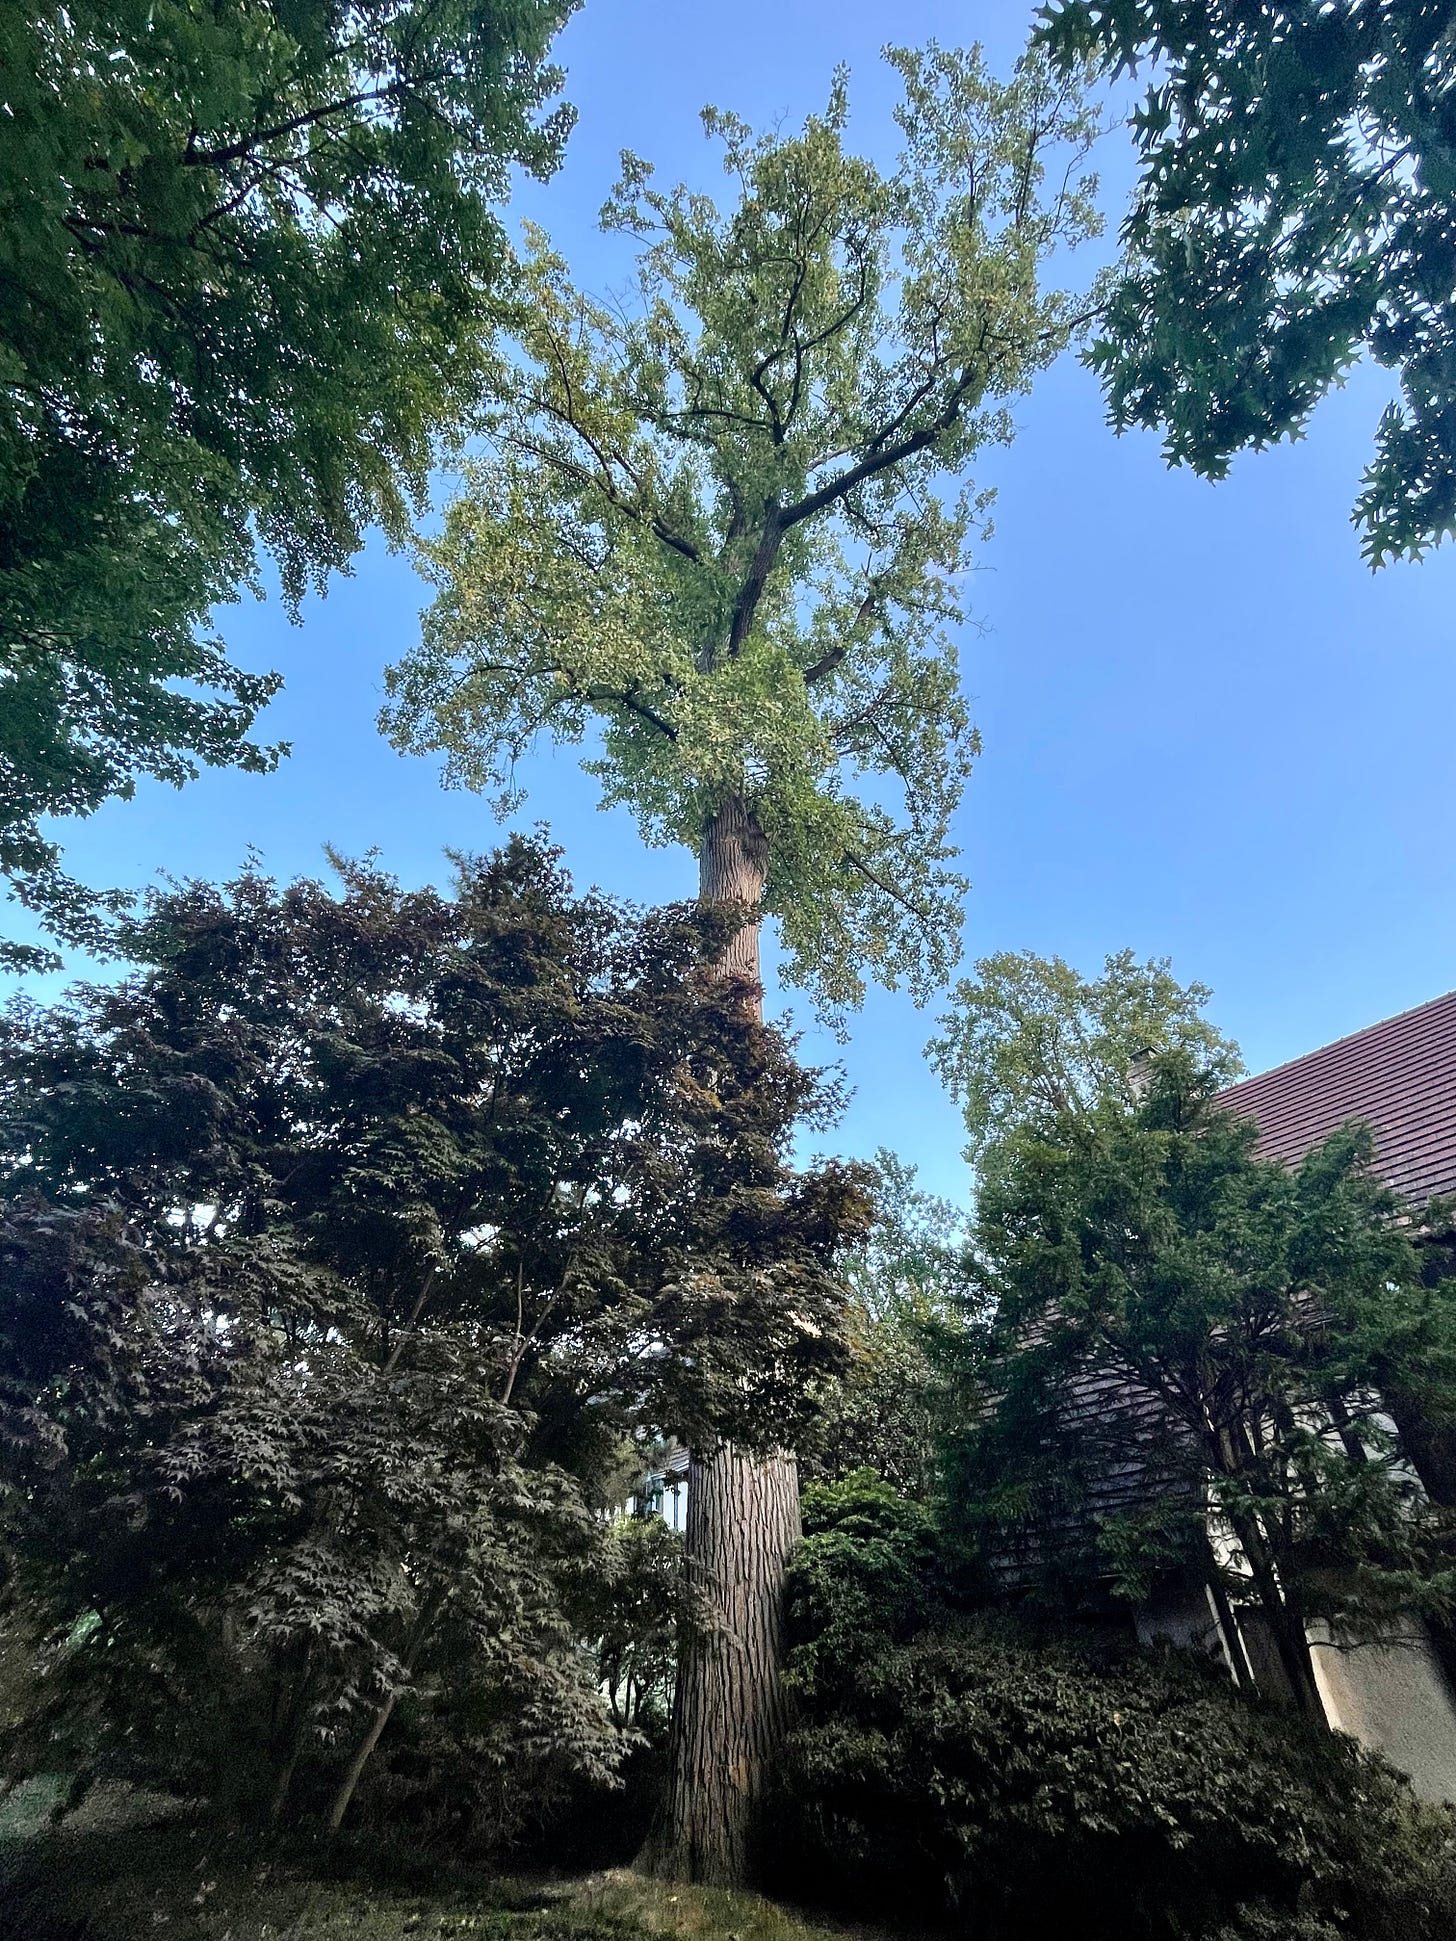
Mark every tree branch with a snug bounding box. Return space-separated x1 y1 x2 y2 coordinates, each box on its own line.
724 508 784 658
843 849 938 932
803 645 847 685
804 589 880 684
181 77 424 170
781 372 978 531
585 685 679 740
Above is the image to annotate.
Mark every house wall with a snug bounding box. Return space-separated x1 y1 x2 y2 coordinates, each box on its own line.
1308 1619 1456 1805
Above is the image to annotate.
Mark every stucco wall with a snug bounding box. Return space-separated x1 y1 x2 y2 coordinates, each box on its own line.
1309 1620 1456 1805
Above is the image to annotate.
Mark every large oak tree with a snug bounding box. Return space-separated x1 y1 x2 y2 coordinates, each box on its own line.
385 44 1100 1882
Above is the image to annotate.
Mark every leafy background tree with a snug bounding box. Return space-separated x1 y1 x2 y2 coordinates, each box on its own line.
1039 0 1456 563
583 1517 696 1738
384 43 1101 1883
931 945 1243 1163
804 1152 973 1499
0 0 573 966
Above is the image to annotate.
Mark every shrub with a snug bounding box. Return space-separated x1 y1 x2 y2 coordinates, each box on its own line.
776 1475 1456 1941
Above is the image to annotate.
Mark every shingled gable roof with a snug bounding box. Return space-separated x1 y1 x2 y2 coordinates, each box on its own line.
1217 988 1456 1211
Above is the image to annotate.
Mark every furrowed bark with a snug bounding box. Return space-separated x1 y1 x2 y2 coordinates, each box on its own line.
645 1442 801 1884
642 792 802 1886
696 793 769 998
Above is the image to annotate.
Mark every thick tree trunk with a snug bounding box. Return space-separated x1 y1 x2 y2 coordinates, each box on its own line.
642 793 802 1886
696 793 769 1000
644 1443 801 1883
1222 1496 1326 1719
1386 1387 1456 1508
1378 1388 1456 1692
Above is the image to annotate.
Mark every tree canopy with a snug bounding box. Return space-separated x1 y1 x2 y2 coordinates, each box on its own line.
1039 0 1456 563
0 0 573 965
384 44 1102 1017
931 946 1241 1164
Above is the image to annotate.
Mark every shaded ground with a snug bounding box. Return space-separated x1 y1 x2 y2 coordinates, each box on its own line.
0 1783 868 1941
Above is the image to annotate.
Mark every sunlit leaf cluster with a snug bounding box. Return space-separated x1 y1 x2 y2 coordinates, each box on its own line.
931 946 1242 1165
0 0 573 963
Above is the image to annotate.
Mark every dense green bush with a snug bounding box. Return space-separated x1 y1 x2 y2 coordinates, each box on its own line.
775 1474 1456 1941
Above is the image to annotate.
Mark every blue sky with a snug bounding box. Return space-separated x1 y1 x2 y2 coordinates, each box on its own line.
10 0 1456 1203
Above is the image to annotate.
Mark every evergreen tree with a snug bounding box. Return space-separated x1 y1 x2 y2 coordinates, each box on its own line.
937 954 1456 1716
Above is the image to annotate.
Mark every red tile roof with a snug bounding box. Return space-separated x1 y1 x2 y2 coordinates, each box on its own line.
1218 989 1456 1210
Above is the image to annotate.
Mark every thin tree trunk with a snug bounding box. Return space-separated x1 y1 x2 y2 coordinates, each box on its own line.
1221 1493 1325 1718
266 1641 316 1829
643 792 802 1886
1386 1385 1456 1507
268 1737 306 1831
325 1689 398 1833
1206 1420 1325 1719
325 1591 441 1833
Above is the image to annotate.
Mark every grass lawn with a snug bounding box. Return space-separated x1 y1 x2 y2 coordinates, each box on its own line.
0 1782 871 1941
